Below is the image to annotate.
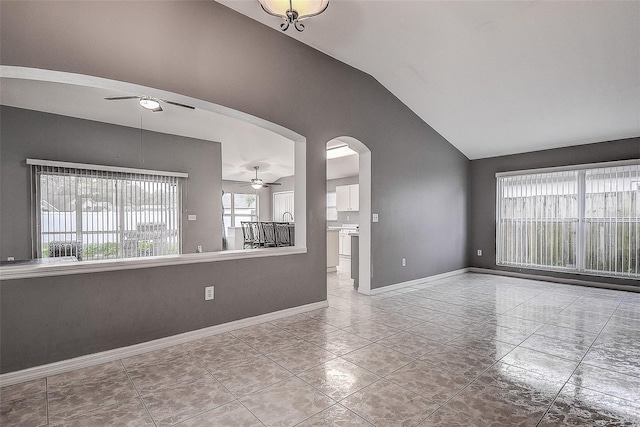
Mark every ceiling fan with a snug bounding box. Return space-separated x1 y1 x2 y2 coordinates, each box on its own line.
243 166 282 189
104 95 195 113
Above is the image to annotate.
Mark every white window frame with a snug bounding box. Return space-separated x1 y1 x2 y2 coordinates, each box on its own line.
28 159 186 261
496 159 640 279
327 191 337 221
223 192 259 228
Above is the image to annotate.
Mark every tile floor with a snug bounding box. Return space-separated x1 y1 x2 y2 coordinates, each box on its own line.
2 257 640 426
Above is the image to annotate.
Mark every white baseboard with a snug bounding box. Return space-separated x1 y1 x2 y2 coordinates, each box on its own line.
0 300 328 387
369 268 470 295
469 267 640 293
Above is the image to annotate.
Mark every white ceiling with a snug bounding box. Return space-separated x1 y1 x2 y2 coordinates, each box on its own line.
219 0 640 159
0 77 295 183
327 153 359 180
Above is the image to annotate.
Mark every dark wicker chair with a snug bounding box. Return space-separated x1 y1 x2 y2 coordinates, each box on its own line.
48 241 83 260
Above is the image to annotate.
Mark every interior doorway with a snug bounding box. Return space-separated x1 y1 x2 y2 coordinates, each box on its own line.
326 137 371 295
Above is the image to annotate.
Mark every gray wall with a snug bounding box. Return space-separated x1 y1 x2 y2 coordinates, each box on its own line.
0 106 222 259
470 136 640 287
0 1 469 372
327 176 360 226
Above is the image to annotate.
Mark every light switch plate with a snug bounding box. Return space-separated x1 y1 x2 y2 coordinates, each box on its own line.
205 286 214 300
372 213 379 222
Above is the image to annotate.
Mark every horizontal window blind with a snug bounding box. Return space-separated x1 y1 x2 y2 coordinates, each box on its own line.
496 161 639 278
31 162 182 261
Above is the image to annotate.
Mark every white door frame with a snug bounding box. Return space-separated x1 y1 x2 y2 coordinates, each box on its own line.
327 137 371 295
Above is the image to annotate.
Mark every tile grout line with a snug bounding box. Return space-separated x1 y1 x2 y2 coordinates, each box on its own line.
370 281 579 423
118 358 158 427
533 297 625 426
45 376 49 427
169 343 264 426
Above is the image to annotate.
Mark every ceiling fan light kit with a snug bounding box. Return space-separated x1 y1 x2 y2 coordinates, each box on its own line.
138 97 161 111
104 96 195 112
246 165 282 189
257 0 329 32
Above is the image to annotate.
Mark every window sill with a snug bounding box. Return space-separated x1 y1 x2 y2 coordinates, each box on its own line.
0 247 307 281
496 262 639 281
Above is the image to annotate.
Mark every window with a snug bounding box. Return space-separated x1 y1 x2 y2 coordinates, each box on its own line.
30 159 185 261
497 161 639 278
327 192 337 221
223 192 259 229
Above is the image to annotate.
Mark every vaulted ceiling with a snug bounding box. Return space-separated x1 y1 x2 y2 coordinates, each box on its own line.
219 0 640 159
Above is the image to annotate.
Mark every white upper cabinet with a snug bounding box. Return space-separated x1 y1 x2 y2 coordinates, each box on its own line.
336 184 359 211
350 184 359 211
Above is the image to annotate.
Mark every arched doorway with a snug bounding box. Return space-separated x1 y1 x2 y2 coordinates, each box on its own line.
326 137 371 294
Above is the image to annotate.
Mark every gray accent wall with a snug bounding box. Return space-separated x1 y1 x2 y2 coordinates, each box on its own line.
0 106 222 259
470 136 640 287
0 1 469 372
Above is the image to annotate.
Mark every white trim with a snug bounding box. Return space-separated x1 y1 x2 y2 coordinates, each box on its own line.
1 66 304 144
0 300 328 387
469 267 640 293
495 158 640 177
0 247 307 280
26 158 189 178
368 268 470 295
358 150 372 295
294 139 306 249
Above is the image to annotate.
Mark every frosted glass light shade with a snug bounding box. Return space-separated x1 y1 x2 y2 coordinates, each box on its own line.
258 0 329 19
139 98 160 110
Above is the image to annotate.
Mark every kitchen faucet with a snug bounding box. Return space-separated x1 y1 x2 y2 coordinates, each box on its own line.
283 211 294 222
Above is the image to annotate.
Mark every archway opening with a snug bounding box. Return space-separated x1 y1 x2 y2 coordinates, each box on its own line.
326 137 371 295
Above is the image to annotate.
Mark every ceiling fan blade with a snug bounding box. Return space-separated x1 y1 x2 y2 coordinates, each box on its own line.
161 100 195 110
104 96 142 100
265 182 282 186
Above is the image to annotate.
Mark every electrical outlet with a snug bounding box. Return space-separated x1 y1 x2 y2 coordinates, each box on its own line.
188 214 197 221
196 245 203 253
477 249 482 256
402 257 406 267
7 256 15 261
372 213 379 222
205 286 214 301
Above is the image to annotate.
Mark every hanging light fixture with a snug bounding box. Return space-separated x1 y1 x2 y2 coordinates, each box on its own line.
250 166 265 189
257 0 329 32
